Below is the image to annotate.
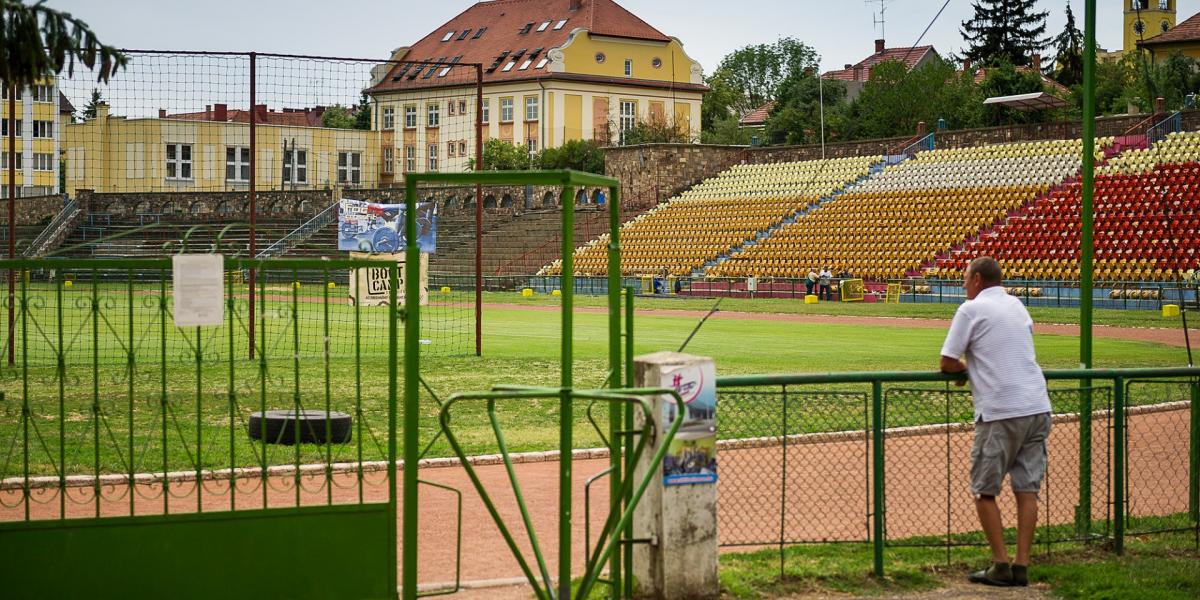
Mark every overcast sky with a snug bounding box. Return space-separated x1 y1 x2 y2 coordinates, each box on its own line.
52 0 1200 73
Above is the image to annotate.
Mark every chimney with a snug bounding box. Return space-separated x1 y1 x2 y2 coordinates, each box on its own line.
96 103 109 119
1156 97 1165 113
569 0 581 11
844 63 853 70
853 64 864 82
916 121 927 136
255 104 267 119
1031 54 1041 72
875 39 885 54
158 108 166 118
963 58 972 72
213 103 227 121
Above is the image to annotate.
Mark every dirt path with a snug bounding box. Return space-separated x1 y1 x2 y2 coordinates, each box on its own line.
2 407 1188 595
484 303 1200 348
778 580 1052 600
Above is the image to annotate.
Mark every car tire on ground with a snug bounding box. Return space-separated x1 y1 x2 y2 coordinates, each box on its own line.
247 410 352 445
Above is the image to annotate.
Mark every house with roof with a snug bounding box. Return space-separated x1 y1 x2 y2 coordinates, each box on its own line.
1138 9 1200 63
63 102 380 197
822 39 939 102
0 76 75 197
365 0 706 181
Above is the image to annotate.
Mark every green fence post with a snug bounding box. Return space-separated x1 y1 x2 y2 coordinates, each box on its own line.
872 380 884 577
606 183 622 596
1190 379 1198 523
1076 0 1098 539
623 285 635 599
560 184 576 600
401 179 418 600
1113 376 1125 555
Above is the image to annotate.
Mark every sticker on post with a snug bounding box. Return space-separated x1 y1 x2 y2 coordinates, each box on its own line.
172 254 225 327
661 361 717 486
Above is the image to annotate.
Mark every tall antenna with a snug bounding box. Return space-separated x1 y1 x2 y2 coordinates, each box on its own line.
866 0 895 41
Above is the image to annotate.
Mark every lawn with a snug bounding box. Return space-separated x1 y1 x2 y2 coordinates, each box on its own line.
0 286 1192 478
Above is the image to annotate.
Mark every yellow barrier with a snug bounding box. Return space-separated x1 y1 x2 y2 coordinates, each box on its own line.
1163 304 1180 317
840 279 865 302
884 283 902 304
551 289 562 297
804 295 818 304
521 288 534 298
440 286 451 294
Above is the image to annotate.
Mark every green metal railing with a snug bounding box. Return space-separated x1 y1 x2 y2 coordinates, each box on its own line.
716 367 1200 577
0 256 401 600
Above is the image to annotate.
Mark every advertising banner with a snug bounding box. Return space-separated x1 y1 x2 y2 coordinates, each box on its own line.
660 360 717 486
348 252 429 307
338 198 437 253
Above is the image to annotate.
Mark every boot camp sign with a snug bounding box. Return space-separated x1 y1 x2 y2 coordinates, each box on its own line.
348 252 428 307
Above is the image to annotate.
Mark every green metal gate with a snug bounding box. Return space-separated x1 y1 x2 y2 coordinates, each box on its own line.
0 256 400 600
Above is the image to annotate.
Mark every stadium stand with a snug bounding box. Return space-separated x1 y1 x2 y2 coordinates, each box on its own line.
933 131 1200 282
541 156 881 276
709 138 1112 281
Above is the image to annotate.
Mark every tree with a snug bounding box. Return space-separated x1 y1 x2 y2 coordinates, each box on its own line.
536 139 604 174
961 0 1049 67
700 116 755 146
709 37 819 118
353 93 371 130
844 58 982 140
763 72 846 146
620 115 695 146
320 104 356 129
700 70 741 132
472 138 530 171
1047 2 1083 86
80 87 101 121
0 0 126 88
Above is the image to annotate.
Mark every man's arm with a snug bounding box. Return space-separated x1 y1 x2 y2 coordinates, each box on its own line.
940 355 966 373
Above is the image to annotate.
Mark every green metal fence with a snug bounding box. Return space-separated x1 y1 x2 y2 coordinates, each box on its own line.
715 367 1200 576
0 256 400 600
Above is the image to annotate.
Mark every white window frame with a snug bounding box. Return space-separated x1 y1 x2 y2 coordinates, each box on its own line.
405 145 416 172
427 103 440 127
225 146 250 182
624 59 632 78
165 143 193 181
554 19 568 30
500 98 514 123
1 119 20 137
383 147 394 174
427 143 438 171
525 97 539 121
337 151 361 185
441 31 455 42
282 148 308 184
537 21 550 32
527 137 538 154
33 153 53 171
31 85 53 103
482 99 490 124
382 107 395 130
32 120 53 139
447 140 456 158
619 101 637 144
404 105 417 128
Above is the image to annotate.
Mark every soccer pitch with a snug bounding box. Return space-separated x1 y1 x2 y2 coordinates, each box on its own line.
0 291 1190 478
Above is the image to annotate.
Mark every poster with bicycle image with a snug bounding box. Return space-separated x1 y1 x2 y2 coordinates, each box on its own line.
660 360 717 486
338 198 437 253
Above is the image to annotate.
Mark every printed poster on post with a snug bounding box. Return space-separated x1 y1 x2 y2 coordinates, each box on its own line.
348 252 429 307
338 198 437 253
660 361 717 486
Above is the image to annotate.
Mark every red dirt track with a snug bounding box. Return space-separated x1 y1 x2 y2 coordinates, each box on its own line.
2 406 1189 594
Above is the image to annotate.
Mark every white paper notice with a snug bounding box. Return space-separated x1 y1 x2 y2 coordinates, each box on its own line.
172 254 225 327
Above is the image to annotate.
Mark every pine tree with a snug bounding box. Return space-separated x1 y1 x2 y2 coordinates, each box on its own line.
81 88 102 121
353 93 371 130
1048 3 1084 86
961 0 1049 67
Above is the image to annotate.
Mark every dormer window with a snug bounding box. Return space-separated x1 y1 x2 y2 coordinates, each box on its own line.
502 61 516 72
554 19 568 30
441 31 455 42
457 30 471 41
519 60 533 70
536 58 549 69
519 22 533 34
537 21 550 32
473 27 487 39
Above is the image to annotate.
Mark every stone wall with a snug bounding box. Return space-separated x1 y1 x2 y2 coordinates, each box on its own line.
76 183 612 221
13 194 67 225
604 144 745 207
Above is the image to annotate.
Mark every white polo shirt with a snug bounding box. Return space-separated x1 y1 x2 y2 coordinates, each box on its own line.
940 286 1052 422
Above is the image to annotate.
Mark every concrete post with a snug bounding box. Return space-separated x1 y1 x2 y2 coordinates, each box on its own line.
632 351 718 600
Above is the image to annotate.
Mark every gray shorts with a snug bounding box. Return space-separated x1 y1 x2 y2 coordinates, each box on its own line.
970 412 1051 497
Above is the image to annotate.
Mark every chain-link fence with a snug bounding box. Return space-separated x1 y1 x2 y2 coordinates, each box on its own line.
715 370 1198 577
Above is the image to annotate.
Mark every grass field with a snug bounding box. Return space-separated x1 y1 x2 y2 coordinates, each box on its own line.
0 286 1193 478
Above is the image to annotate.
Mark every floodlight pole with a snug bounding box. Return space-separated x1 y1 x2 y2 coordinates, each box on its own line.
248 52 257 360
7 85 15 366
1077 0 1097 536
475 65 483 356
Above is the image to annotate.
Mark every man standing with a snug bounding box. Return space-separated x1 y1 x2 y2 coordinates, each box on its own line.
818 266 833 301
939 257 1052 587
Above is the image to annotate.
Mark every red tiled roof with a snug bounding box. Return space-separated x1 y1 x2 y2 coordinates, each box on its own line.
739 101 774 126
822 46 936 82
367 0 674 93
169 105 328 127
1139 11 1200 46
58 92 75 115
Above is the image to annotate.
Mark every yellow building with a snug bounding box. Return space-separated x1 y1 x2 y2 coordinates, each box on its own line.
1137 8 1200 63
0 77 72 197
1125 0 1177 53
63 103 380 197
365 0 706 181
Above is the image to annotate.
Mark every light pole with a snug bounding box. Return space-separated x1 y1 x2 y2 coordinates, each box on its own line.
819 74 826 159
